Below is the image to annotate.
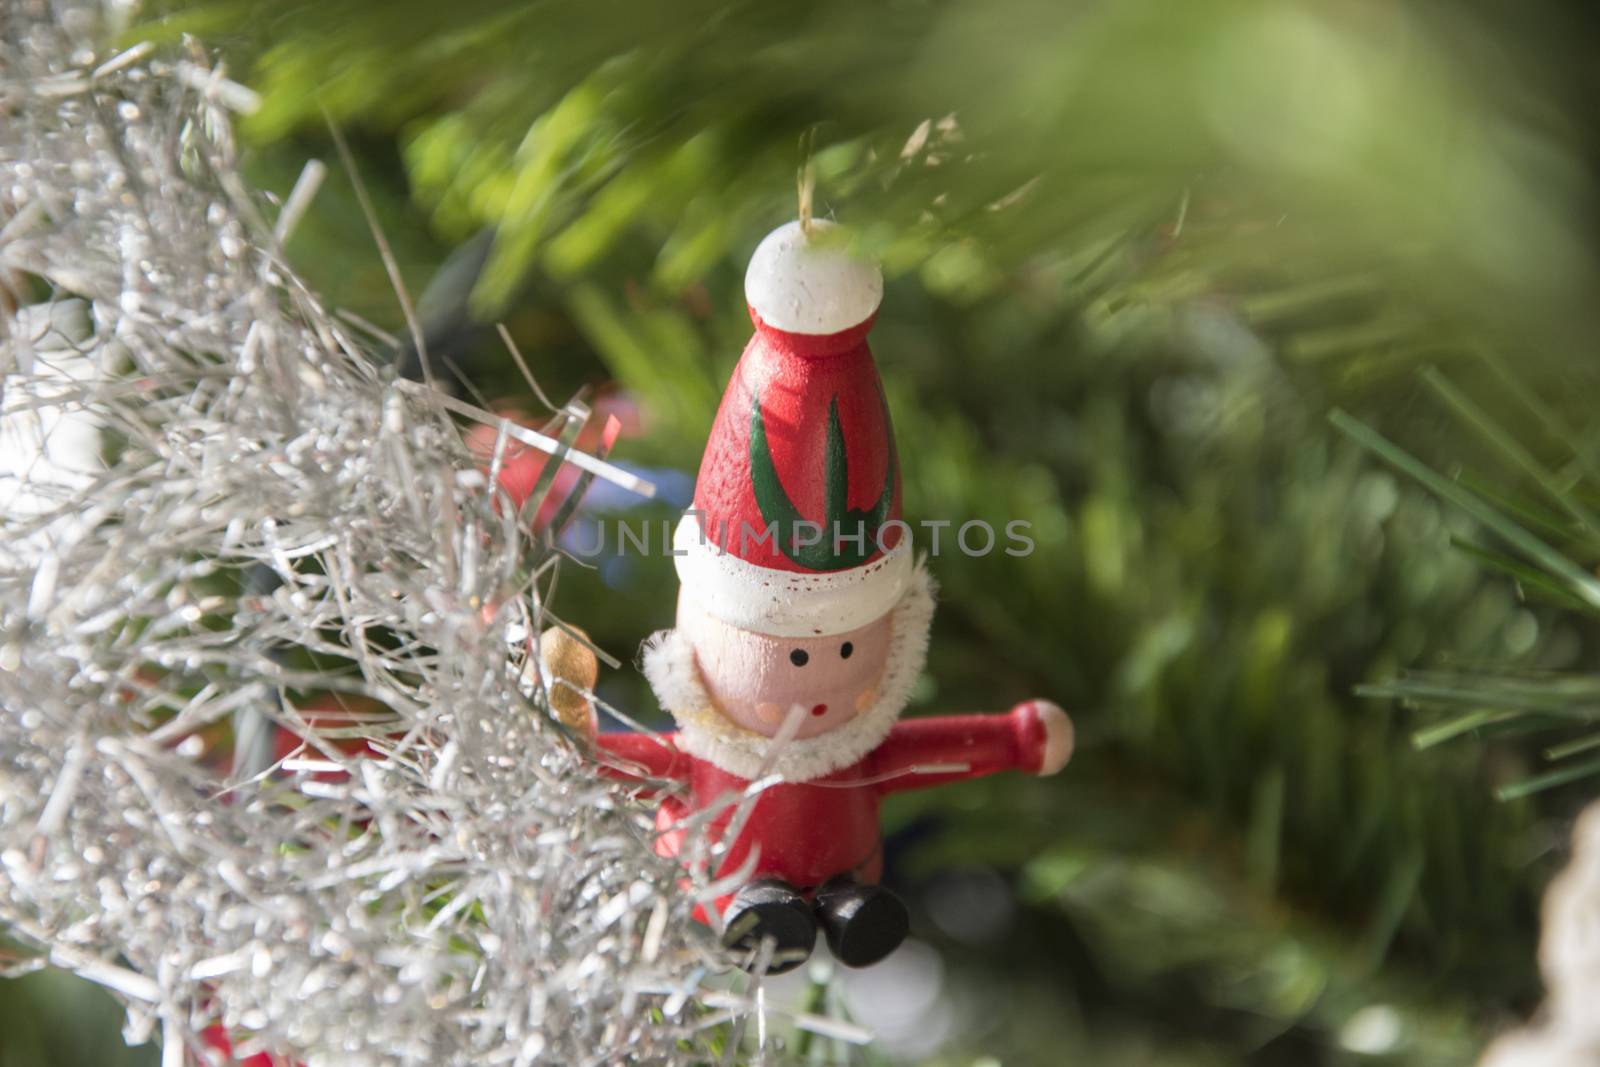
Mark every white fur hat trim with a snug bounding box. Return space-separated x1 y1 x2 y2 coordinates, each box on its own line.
672 511 913 638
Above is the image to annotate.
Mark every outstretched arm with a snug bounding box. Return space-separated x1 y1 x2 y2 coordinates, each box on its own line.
870 701 1072 795
595 729 690 785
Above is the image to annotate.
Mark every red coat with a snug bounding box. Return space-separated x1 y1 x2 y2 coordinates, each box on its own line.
597 702 1054 897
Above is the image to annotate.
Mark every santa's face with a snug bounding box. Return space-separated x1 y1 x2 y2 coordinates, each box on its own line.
676 593 893 739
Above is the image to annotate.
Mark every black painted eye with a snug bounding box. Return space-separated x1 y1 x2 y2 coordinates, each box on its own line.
790 649 809 667
840 641 854 660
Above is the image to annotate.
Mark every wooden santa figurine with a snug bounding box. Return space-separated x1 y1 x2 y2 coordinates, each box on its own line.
558 219 1073 973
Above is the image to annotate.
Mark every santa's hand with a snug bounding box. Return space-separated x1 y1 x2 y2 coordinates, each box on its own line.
538 626 599 739
1013 700 1074 776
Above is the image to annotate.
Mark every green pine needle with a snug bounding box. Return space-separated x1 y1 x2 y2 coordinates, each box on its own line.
1330 409 1600 612
1497 756 1600 801
1421 366 1600 550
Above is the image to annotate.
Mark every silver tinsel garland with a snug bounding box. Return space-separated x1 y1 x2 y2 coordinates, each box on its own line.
0 5 790 1064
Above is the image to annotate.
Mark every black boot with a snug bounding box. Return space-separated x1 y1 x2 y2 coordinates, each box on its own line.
813 876 909 968
721 878 817 974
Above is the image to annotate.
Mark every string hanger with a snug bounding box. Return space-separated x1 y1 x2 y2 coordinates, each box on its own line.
797 126 817 239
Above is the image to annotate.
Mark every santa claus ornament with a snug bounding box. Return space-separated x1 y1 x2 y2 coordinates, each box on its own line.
573 219 1073 974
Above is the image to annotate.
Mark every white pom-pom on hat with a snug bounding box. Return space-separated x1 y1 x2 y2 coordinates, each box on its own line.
744 219 884 335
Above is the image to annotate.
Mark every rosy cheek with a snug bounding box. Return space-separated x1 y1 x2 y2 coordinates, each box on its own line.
756 702 783 725
855 687 878 713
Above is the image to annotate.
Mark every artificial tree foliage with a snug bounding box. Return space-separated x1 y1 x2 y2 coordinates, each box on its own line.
9 1 1599 1064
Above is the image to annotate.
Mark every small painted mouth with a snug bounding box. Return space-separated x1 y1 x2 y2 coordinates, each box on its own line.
810 703 828 717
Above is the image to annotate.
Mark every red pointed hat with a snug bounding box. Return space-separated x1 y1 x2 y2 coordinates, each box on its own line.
674 220 912 637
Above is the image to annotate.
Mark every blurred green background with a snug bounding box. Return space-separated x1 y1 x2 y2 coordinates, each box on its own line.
9 0 1600 1063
